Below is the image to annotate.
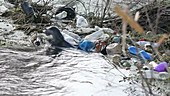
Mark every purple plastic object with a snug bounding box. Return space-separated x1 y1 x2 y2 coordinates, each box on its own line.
154 62 168 72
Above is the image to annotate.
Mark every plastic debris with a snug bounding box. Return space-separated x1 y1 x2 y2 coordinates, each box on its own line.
78 40 95 52
139 50 153 60
149 61 158 68
128 46 153 60
76 15 88 28
136 41 159 48
55 6 76 20
84 30 104 42
154 62 169 72
55 11 67 19
106 43 122 55
143 70 159 79
143 70 170 80
128 46 141 55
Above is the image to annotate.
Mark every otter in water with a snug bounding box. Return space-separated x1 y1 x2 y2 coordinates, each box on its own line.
45 27 74 54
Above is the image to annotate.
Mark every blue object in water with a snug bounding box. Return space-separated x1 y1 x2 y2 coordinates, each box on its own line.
78 40 95 52
21 1 35 16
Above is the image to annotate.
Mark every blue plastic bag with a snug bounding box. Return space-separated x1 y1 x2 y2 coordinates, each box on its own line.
78 40 95 52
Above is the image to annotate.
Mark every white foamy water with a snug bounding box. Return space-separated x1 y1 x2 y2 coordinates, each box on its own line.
0 0 153 96
0 48 130 96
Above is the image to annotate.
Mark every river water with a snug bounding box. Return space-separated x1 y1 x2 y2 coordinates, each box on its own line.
0 47 130 96
0 0 142 96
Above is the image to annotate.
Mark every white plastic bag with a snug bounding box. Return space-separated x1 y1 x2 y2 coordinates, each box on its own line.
76 15 88 28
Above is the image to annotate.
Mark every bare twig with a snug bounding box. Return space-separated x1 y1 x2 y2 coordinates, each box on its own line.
100 0 110 27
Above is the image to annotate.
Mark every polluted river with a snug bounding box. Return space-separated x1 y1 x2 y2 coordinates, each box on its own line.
0 18 130 95
0 4 131 96
0 0 170 96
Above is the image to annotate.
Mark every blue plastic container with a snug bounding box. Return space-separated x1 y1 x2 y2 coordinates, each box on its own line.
139 50 153 60
128 46 141 55
128 46 152 60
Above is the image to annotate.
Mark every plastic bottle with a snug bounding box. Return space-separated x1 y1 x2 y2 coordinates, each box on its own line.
84 30 104 42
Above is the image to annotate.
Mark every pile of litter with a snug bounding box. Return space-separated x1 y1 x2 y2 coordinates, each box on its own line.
0 0 170 95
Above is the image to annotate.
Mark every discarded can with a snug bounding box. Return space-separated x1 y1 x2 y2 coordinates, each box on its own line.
95 41 106 53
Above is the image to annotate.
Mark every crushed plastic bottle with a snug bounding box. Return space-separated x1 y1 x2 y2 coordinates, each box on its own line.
84 30 104 42
128 46 153 61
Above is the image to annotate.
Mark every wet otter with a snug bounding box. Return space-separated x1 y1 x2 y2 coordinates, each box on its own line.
20 0 35 16
45 27 74 54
